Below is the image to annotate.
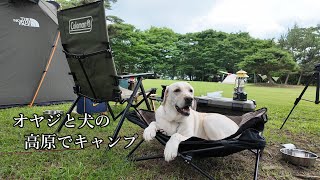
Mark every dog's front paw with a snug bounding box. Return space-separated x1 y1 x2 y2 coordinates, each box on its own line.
164 143 178 162
143 126 156 141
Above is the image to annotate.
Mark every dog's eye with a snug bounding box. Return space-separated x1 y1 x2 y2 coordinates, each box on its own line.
174 89 181 93
189 89 193 93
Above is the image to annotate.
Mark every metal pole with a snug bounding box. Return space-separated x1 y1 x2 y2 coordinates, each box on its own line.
315 72 319 104
56 96 81 132
127 139 144 159
106 102 116 120
254 149 260 180
111 78 142 141
280 72 316 129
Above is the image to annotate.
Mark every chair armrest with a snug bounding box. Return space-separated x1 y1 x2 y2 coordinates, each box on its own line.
118 73 155 79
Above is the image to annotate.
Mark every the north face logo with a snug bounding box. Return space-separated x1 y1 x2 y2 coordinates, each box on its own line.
13 17 40 28
69 16 93 34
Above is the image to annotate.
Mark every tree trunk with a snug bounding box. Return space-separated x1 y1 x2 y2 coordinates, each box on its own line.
202 73 204 81
171 65 176 80
119 65 124 74
267 75 275 84
254 73 257 83
128 65 133 73
285 73 290 85
297 72 302 85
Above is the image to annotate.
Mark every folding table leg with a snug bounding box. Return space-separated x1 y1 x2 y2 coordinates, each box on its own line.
149 97 156 111
56 96 81 133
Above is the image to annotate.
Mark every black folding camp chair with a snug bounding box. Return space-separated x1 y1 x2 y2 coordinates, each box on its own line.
55 1 156 141
125 108 268 180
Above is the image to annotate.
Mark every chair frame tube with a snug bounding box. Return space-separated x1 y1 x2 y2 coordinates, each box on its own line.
126 134 263 180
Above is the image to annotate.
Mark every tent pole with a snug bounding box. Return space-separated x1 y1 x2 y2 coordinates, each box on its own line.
29 31 61 107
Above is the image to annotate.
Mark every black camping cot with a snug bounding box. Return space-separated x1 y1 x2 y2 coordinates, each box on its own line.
125 108 268 180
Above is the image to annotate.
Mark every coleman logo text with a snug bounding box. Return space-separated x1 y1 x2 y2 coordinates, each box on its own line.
69 16 93 34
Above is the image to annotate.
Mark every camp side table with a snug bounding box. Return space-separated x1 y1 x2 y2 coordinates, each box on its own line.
195 96 256 116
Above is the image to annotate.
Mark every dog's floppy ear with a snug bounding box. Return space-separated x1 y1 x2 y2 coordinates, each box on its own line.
162 86 169 106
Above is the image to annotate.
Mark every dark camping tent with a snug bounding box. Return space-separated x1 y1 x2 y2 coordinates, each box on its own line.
0 0 76 108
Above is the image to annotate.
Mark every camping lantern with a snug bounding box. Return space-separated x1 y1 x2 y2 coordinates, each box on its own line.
233 70 249 101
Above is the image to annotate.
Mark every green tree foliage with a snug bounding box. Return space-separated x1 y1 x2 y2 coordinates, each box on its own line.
279 24 320 84
143 27 181 79
108 25 181 75
108 23 141 74
238 47 296 83
173 31 278 81
107 23 298 82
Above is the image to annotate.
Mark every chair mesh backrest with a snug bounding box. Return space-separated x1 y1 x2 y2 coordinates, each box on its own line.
58 1 121 102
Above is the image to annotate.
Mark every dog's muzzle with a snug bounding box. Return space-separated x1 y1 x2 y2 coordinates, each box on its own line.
175 97 193 116
175 105 191 116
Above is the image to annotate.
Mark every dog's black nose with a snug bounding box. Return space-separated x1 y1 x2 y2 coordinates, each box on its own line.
184 97 193 105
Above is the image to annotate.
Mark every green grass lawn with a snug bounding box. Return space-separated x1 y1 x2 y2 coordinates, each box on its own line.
1 79 319 179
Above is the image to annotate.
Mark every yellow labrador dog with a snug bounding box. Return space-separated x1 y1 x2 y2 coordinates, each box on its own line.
143 82 239 162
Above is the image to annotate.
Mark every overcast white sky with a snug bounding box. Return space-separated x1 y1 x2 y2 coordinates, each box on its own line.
109 0 320 39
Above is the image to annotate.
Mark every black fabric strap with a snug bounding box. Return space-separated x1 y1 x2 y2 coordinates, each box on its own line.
76 58 97 99
63 48 112 59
